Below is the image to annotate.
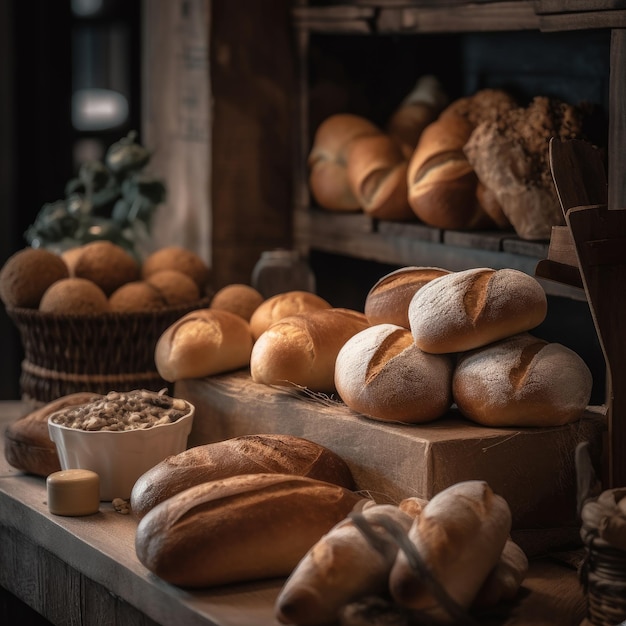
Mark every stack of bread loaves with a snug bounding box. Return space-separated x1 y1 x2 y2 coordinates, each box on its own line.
335 265 593 427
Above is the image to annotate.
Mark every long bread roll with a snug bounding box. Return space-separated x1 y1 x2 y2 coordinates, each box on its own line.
408 267 547 354
154 308 253 382
249 290 332 341
308 114 381 211
364 266 451 328
135 473 369 588
388 480 512 621
250 308 370 392
130 433 356 519
275 503 416 625
452 332 593 427
334 324 454 424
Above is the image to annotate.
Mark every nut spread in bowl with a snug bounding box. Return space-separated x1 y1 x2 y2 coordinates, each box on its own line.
48 389 195 501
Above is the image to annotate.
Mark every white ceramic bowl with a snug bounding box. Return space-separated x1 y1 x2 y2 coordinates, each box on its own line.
48 393 194 501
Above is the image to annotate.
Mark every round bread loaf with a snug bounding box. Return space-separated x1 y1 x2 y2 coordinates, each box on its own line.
308 114 381 211
73 240 139 296
39 277 110 314
134 473 369 588
364 266 451 328
130 433 356 519
154 308 253 382
334 324 454 424
452 332 593 427
250 308 370 393
249 290 332 341
4 392 101 476
109 280 167 312
408 267 547 354
146 269 200 306
142 246 211 292
210 283 264 321
0 247 69 309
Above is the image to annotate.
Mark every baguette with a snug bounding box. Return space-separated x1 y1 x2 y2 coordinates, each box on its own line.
135 473 370 588
364 266 450 328
250 308 370 392
452 332 593 427
334 324 454 424
130 433 356 519
275 503 416 625
388 480 512 621
154 308 253 382
408 267 547 354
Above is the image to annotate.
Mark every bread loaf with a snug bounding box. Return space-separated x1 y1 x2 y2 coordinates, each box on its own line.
154 308 253 382
130 433 356 519
275 502 416 625
388 480 512 620
134 473 370 588
345 134 414 220
364 266 450 328
407 113 498 230
452 332 593 427
308 114 381 211
386 75 448 159
334 324 454 424
249 290 332 341
408 267 547 354
4 392 101 477
250 308 370 392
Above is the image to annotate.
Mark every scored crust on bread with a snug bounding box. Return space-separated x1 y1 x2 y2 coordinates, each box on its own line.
130 433 356 519
408 267 547 354
334 324 454 424
250 308 370 393
452 332 593 427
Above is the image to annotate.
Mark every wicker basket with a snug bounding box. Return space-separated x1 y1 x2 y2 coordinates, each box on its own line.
6 298 211 404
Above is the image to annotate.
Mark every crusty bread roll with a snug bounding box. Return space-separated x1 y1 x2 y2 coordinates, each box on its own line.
345 134 414 221
154 308 253 382
308 114 381 211
249 290 332 341
134 473 370 588
4 392 101 477
209 283 264 321
452 332 593 427
364 266 451 328
408 267 547 354
130 433 356 519
389 480 512 621
275 502 416 625
387 75 448 160
334 324 454 424
250 308 370 393
407 113 498 230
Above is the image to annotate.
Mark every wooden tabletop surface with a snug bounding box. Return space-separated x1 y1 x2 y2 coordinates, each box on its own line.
0 400 590 626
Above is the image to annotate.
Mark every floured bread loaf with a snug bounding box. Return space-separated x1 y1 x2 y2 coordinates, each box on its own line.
452 332 592 427
334 324 454 424
275 502 417 625
250 308 369 392
389 480 512 621
408 267 547 354
364 266 450 328
130 433 356 519
135 473 370 588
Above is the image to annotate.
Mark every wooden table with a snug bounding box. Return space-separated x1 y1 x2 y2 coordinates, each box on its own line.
0 400 590 626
